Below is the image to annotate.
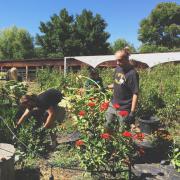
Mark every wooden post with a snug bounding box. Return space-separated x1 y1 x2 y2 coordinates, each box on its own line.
25 66 28 81
64 57 67 77
59 66 62 72
0 143 15 180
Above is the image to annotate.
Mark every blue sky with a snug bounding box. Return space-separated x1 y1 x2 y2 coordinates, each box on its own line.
0 0 179 48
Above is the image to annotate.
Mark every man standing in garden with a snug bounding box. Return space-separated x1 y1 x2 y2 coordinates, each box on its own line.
15 88 64 148
105 47 139 132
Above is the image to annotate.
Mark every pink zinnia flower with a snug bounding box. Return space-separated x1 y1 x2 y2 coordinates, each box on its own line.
119 110 129 117
78 110 86 116
75 140 84 146
100 133 110 139
100 102 109 111
113 103 120 109
122 131 132 137
88 102 96 107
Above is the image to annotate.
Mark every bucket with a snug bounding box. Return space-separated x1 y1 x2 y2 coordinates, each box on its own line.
138 116 160 134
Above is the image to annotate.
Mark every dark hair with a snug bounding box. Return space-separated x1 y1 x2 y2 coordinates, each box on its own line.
20 94 38 108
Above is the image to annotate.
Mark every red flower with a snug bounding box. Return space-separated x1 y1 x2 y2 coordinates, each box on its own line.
88 101 96 107
78 110 86 116
75 140 84 146
100 133 110 139
122 131 132 137
100 101 109 111
133 133 145 141
113 103 120 109
119 110 129 117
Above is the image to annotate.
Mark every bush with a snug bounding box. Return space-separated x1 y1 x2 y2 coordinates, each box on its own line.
137 64 179 125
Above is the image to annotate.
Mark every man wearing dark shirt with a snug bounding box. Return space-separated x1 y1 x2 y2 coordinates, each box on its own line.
105 48 139 132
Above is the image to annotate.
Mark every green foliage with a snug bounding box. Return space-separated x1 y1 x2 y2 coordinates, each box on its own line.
138 2 180 50
17 118 49 156
36 68 64 90
111 38 136 53
36 8 76 57
0 107 17 143
171 147 180 172
74 9 110 55
36 9 110 57
0 26 34 60
0 72 7 79
137 64 180 125
4 80 28 104
50 144 79 167
139 44 169 53
34 47 46 58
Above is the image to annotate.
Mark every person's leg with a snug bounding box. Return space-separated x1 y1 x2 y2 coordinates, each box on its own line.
48 106 66 149
116 111 129 130
105 103 117 134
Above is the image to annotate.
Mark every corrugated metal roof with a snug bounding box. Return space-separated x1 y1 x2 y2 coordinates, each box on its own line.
66 52 180 68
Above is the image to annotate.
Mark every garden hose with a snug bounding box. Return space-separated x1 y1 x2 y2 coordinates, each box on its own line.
0 116 53 178
0 116 28 149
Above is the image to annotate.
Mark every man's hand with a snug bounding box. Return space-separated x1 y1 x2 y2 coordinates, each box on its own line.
14 125 19 134
124 111 135 129
130 124 136 131
127 111 135 124
39 126 46 134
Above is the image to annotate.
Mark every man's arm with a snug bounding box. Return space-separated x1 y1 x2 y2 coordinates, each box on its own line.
43 106 55 128
129 94 138 130
131 94 138 113
16 108 30 127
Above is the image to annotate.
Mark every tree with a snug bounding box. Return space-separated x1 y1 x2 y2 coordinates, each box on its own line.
36 9 110 57
138 2 180 50
0 26 34 60
36 8 79 57
111 38 136 53
74 9 110 55
139 44 169 53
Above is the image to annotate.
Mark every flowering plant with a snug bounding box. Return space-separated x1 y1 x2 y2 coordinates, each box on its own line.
66 76 141 179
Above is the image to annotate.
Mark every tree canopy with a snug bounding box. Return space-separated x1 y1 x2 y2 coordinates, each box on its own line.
36 9 110 57
111 38 136 53
0 26 34 60
138 2 180 52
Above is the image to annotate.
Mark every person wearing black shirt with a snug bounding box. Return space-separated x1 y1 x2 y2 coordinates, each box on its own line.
105 47 139 132
16 89 64 148
16 88 63 129
85 67 104 91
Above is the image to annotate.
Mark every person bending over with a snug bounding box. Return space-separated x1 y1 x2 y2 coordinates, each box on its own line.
16 88 64 148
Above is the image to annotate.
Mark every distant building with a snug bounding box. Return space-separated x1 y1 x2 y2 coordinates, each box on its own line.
0 52 179 80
